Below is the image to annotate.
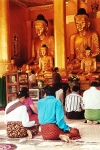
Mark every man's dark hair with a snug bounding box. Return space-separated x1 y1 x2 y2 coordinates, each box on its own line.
90 81 99 87
16 90 28 98
53 67 59 72
21 87 29 97
72 85 80 92
44 85 55 96
31 70 35 74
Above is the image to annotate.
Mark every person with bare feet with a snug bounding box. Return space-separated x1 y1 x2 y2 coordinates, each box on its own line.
4 90 39 139
83 81 100 125
86 120 98 125
38 85 81 141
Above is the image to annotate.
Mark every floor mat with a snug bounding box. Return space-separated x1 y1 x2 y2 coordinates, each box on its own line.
0 143 17 150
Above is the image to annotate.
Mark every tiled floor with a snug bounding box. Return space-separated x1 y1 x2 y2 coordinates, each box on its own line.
1 110 100 150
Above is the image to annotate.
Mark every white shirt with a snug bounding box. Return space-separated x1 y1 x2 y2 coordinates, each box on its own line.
56 89 63 99
56 89 64 104
65 92 84 112
83 87 100 109
4 99 35 127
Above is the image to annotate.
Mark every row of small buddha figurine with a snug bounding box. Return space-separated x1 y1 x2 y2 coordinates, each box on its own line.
6 44 99 80
68 46 99 80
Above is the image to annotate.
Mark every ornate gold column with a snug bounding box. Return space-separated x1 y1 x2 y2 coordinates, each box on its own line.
54 0 66 70
26 20 32 59
0 0 10 77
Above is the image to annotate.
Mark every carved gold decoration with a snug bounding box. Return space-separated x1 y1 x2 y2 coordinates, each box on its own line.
29 4 53 11
13 0 53 8
12 35 20 58
91 0 99 13
59 68 67 76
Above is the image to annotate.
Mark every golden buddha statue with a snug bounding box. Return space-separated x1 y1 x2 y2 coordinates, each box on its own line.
78 46 98 79
7 58 17 72
24 14 54 73
36 44 53 78
67 8 100 74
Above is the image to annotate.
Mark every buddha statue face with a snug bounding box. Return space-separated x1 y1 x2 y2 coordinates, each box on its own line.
11 59 15 65
74 15 90 32
41 47 47 56
85 49 91 57
34 21 48 36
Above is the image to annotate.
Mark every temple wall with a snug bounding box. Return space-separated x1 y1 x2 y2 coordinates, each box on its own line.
9 1 28 67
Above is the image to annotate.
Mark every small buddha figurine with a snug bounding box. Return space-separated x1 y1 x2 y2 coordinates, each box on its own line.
36 44 53 78
7 58 17 72
78 46 98 79
80 47 96 73
67 8 100 74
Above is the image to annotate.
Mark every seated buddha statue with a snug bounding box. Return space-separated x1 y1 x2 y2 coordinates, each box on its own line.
7 58 17 72
78 46 98 79
22 14 54 73
67 8 100 74
36 44 53 78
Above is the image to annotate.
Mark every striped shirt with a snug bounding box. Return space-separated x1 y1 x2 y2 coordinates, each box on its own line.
65 92 84 112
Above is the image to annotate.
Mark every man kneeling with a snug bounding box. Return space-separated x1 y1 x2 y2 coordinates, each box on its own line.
37 85 81 141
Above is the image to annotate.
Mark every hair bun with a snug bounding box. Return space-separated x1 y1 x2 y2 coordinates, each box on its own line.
17 90 28 98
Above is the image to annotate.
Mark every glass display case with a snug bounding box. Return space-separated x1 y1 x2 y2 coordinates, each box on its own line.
18 73 28 91
6 72 28 104
29 89 39 100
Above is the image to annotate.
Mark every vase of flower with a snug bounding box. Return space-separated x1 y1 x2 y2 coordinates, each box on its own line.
37 79 44 88
68 76 80 84
38 81 43 88
68 76 80 91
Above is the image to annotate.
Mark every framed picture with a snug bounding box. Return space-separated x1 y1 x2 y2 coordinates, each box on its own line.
29 89 39 100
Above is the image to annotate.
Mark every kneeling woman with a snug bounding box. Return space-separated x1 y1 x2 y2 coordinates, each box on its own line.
21 87 38 123
4 90 39 139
